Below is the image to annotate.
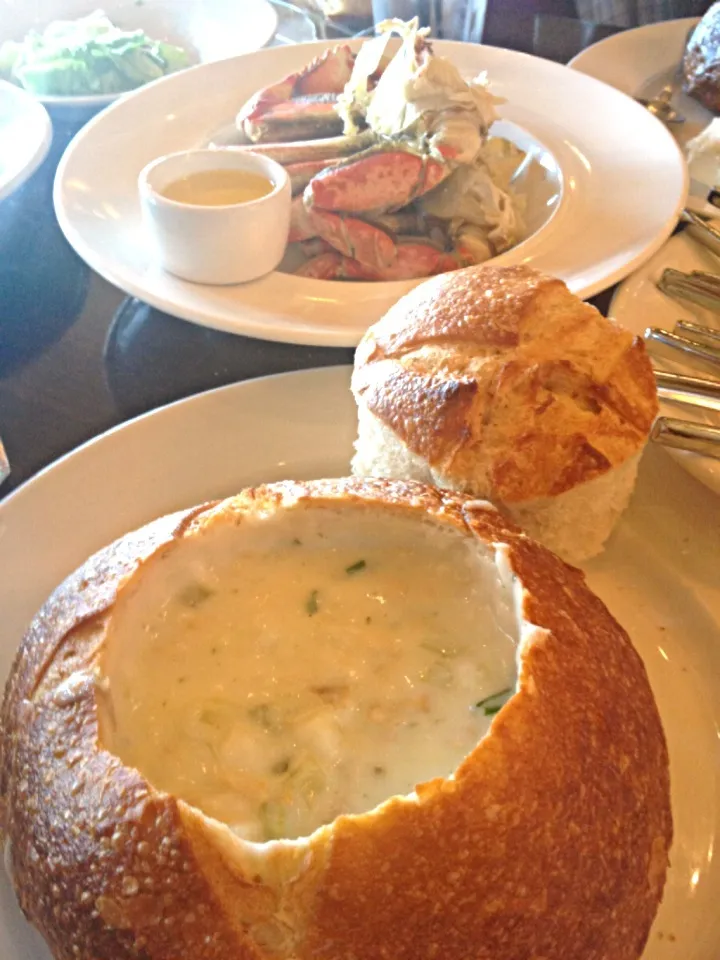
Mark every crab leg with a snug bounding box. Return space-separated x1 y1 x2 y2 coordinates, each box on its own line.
307 150 450 214
241 95 344 143
286 157 344 196
227 130 375 166
237 45 355 142
296 243 461 281
349 243 461 280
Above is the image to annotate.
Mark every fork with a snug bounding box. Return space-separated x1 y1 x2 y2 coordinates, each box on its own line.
643 319 720 459
636 85 685 125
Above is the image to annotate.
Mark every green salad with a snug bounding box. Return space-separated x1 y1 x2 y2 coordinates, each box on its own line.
0 9 189 97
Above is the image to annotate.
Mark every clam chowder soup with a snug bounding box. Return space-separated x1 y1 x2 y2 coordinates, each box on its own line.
99 507 518 842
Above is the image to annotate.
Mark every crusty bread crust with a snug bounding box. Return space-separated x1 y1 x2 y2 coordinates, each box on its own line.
1 478 671 960
352 264 658 503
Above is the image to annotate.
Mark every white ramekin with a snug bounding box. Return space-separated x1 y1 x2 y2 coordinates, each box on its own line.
139 148 291 285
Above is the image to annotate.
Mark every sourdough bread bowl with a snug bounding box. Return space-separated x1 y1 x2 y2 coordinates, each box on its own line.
0 478 671 960
351 264 659 564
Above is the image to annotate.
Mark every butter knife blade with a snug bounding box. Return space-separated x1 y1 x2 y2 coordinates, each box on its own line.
657 268 720 313
651 417 720 460
655 370 720 412
674 319 720 345
645 327 720 372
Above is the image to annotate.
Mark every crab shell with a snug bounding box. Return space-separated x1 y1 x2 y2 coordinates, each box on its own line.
292 150 453 272
235 25 499 277
0 478 671 960
237 44 356 142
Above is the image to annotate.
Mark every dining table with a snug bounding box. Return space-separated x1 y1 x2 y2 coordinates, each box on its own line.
0 2 626 503
2 8 720 960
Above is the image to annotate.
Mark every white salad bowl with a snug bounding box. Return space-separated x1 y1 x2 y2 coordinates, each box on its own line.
0 78 52 202
0 0 278 121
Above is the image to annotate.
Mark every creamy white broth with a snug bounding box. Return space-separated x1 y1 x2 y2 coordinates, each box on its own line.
98 507 518 842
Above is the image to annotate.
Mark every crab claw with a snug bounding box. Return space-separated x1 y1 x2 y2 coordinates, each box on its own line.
306 207 396 268
296 242 460 281
307 150 450 214
237 45 356 142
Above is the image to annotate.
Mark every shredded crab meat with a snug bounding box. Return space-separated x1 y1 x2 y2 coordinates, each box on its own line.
421 161 526 253
333 20 525 267
339 18 500 165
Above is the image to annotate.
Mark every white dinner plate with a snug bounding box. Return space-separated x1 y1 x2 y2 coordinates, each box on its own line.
0 366 718 959
0 79 51 203
0 0 278 121
54 39 687 347
569 18 699 115
610 228 720 496
569 18 718 215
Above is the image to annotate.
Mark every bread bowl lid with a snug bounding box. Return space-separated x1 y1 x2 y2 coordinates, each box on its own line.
352 265 659 503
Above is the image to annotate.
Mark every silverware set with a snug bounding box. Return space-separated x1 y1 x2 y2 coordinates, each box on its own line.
646 320 720 372
636 84 685 125
649 223 720 460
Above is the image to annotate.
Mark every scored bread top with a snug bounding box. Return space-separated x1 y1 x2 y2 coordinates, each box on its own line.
352 265 659 502
0 479 671 960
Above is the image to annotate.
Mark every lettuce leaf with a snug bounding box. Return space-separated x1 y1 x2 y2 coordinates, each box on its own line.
0 10 189 97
